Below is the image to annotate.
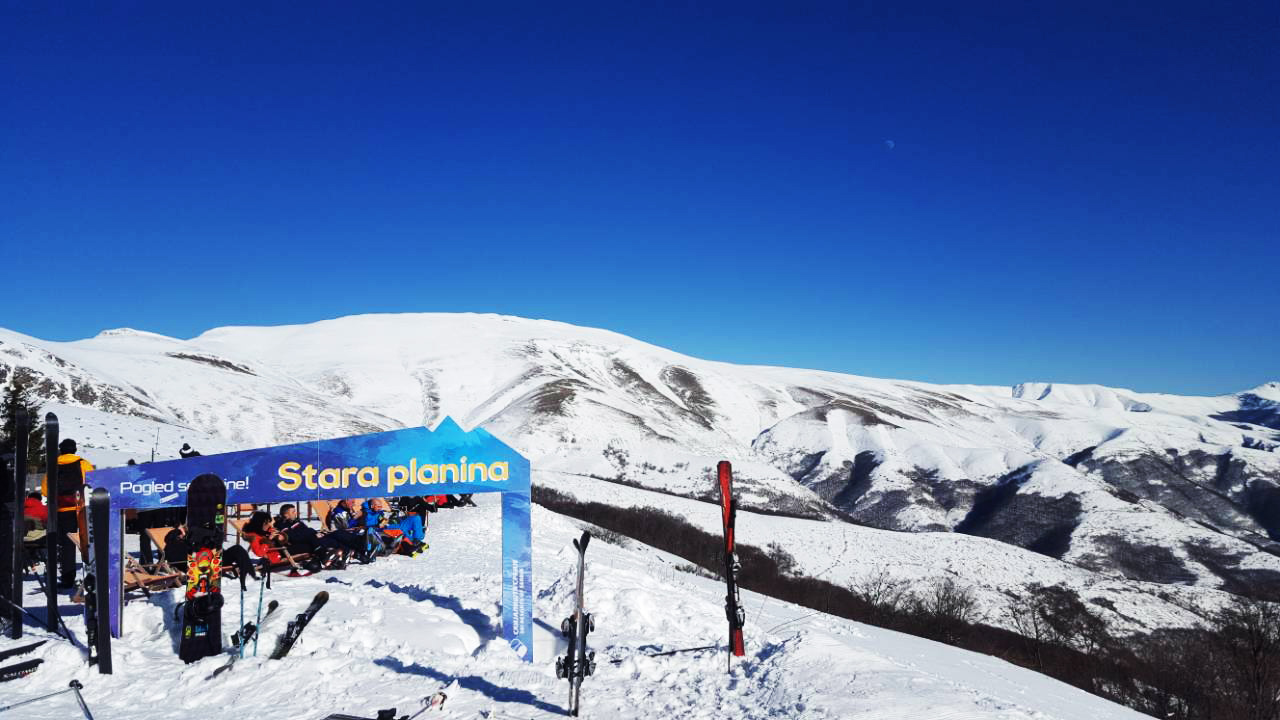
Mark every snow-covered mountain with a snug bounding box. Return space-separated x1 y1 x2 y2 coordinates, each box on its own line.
3 313 1278 635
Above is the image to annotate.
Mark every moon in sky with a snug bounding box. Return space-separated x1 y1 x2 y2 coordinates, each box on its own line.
884 140 895 150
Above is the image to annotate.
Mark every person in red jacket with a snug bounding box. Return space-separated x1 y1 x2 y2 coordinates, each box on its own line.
243 511 296 566
23 492 48 526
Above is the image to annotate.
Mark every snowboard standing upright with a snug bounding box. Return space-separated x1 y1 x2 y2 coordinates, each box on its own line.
179 474 226 664
555 531 595 716
718 461 746 667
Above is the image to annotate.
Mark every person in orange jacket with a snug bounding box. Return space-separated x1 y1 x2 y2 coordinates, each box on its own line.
41 438 94 587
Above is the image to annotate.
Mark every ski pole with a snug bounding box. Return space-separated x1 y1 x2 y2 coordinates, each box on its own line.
253 565 268 657
0 680 87 715
238 571 246 658
70 680 96 720
26 571 79 646
0 593 71 644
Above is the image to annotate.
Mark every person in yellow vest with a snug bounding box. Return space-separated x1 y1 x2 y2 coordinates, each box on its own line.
42 438 94 588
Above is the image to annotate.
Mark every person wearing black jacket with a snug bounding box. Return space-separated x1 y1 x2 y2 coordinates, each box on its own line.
274 504 363 563
163 524 255 580
43 439 92 588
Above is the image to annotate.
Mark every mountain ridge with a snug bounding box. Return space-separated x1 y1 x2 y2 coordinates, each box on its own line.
3 312 1279 639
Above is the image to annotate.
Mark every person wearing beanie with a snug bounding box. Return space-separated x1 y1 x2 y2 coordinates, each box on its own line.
41 438 94 588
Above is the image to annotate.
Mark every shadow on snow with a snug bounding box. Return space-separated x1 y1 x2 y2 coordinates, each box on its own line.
373 656 566 716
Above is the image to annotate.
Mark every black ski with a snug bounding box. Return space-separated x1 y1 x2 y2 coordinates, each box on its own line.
718 461 745 667
179 474 227 664
321 692 447 719
6 409 28 640
207 600 280 679
85 487 112 673
43 412 59 635
0 657 43 683
608 643 719 664
232 599 280 650
321 692 446 720
555 531 595 716
269 591 328 660
0 639 46 663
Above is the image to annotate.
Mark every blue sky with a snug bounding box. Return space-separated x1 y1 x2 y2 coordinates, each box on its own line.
1 2 1276 395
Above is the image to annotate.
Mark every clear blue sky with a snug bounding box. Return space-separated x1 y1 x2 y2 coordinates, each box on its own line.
2 2 1276 395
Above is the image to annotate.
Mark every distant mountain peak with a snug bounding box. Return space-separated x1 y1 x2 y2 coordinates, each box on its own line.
93 327 177 341
1246 381 1280 400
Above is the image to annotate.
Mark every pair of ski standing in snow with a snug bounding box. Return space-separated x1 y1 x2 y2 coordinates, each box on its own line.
554 460 746 716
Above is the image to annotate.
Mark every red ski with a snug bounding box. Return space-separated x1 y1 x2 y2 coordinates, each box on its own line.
717 461 746 664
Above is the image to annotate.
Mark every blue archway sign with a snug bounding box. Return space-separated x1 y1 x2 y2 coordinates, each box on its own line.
88 418 535 662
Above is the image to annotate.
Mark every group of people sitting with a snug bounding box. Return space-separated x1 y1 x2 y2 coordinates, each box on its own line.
159 494 476 577
18 438 481 590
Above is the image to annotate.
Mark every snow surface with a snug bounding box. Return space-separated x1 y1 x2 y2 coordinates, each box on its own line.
543 470 1222 636
1 498 1145 719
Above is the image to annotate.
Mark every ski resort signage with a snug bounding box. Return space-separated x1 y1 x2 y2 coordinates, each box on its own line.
88 418 535 662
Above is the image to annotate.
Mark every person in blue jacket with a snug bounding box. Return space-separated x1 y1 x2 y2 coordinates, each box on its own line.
360 498 426 555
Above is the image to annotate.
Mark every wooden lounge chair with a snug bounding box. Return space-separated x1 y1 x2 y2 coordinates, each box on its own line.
62 532 183 600
144 527 172 554
123 557 184 597
310 499 334 528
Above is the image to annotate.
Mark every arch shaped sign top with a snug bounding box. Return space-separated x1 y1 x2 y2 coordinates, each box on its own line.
88 418 535 662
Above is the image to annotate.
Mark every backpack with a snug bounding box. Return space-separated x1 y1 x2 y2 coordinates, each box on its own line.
55 458 86 508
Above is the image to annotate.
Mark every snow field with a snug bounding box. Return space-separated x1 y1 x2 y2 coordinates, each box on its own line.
542 468 1222 637
1 495 1147 719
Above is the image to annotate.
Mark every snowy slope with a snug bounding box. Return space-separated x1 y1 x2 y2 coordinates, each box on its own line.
2 313 1278 627
1 499 1148 720
545 470 1223 637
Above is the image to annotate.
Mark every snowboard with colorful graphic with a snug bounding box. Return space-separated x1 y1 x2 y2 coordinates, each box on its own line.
179 474 226 664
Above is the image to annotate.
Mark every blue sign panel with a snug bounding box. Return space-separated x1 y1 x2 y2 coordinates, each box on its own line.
88 418 534 661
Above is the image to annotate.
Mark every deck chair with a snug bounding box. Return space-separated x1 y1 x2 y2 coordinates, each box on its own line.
21 517 46 572
123 557 184 598
143 525 256 585
64 532 182 601
228 504 255 544
311 499 334 529
145 527 173 554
